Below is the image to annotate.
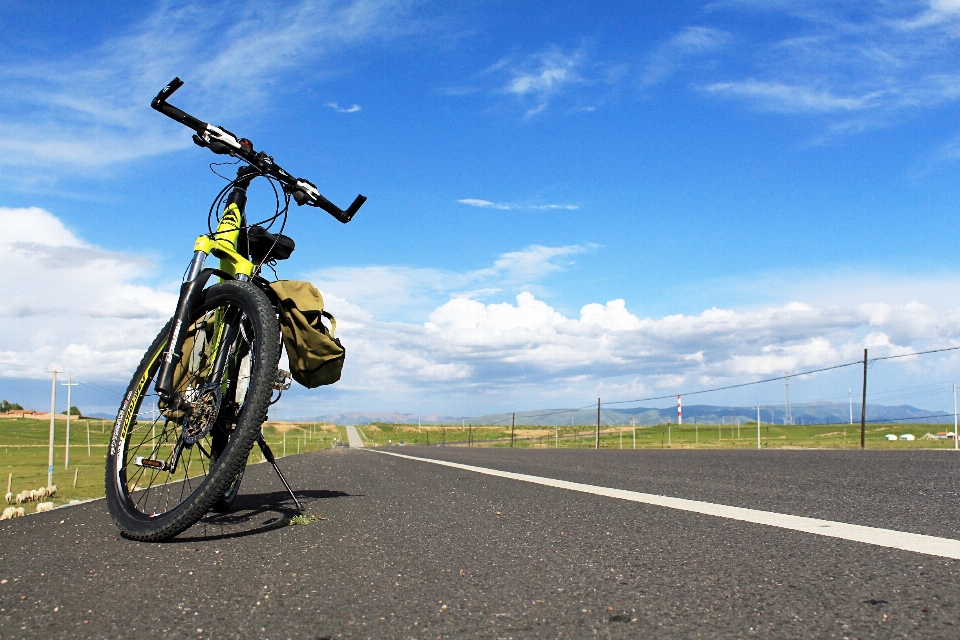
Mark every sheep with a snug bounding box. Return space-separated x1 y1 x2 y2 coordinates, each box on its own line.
27 490 38 502
46 485 57 498
35 502 53 513
3 492 11 505
14 507 24 518
14 492 25 505
35 487 47 500
0 506 15 520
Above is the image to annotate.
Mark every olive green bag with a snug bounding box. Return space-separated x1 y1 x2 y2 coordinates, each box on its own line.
268 280 345 388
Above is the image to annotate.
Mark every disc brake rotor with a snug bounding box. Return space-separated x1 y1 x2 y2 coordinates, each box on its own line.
181 385 223 445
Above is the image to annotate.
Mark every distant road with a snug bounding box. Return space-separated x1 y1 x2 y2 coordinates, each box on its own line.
345 425 364 448
2 448 958 638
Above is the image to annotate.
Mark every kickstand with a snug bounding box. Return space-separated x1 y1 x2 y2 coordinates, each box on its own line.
257 433 304 511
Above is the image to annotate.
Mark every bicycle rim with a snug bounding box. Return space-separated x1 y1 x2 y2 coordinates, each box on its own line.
106 280 279 540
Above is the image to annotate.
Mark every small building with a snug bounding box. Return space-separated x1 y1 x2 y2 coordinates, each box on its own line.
885 434 898 441
899 433 915 441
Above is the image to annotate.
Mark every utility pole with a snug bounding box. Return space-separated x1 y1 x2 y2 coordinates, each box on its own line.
954 382 958 451
784 373 793 425
757 404 761 450
47 370 60 488
62 378 77 469
596 398 601 450
848 388 853 425
860 349 868 449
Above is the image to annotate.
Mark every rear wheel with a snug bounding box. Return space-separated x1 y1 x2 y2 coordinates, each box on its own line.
105 280 280 541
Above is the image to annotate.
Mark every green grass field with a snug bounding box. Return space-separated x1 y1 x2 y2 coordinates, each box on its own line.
348 421 960 451
1 417 954 507
0 418 347 507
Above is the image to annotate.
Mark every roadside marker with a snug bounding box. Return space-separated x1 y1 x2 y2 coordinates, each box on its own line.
373 450 960 560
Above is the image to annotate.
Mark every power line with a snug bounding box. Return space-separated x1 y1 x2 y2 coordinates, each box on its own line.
602 360 864 407
871 346 960 362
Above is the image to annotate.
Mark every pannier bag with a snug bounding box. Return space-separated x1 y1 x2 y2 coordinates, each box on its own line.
268 280 345 388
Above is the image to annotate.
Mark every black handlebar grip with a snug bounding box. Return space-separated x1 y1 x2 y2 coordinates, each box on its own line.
342 194 367 222
151 77 207 133
153 77 183 107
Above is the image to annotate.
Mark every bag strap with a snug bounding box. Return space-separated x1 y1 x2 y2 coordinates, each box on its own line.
321 310 337 338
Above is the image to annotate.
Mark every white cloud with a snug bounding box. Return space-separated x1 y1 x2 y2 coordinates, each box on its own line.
0 0 404 173
324 102 362 113
457 198 578 210
0 207 177 381
642 26 730 86
678 2 960 133
702 80 877 113
498 46 586 115
457 198 511 209
507 48 582 97
305 243 588 322
320 285 960 412
9 211 960 415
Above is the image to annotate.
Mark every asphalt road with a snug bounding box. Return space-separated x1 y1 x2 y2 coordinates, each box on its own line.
1 447 959 638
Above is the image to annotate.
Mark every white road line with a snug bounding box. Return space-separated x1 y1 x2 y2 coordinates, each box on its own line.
345 425 365 448
374 450 960 560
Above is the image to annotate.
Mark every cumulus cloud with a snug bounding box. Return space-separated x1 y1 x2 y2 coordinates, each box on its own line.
8 210 960 415
0 207 176 381
321 286 960 411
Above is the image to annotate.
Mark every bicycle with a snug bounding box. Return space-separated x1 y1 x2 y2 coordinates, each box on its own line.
104 78 366 542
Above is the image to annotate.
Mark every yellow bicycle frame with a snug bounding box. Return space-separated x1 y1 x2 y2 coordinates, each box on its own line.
192 203 254 279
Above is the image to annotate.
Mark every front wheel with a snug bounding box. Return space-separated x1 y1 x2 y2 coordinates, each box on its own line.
105 280 280 541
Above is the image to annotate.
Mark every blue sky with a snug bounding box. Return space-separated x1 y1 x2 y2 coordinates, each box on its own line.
4 0 960 419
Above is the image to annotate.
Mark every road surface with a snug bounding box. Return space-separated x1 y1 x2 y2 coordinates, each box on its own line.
345 426 364 448
1 447 958 638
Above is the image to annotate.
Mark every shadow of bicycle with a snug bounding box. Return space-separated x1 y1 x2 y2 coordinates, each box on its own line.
170 488 359 542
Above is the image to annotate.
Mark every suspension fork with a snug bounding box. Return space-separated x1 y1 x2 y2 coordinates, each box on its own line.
155 168 258 402
154 253 214 401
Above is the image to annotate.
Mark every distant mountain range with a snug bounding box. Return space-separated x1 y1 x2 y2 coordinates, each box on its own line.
281 401 952 426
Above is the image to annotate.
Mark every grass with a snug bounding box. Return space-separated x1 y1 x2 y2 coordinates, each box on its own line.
354 421 960 451
0 417 954 507
0 418 347 507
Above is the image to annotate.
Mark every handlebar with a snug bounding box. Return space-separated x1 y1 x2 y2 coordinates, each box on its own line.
151 77 366 224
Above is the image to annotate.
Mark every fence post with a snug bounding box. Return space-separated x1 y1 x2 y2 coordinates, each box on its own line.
596 398 600 450
860 348 868 449
511 414 515 448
